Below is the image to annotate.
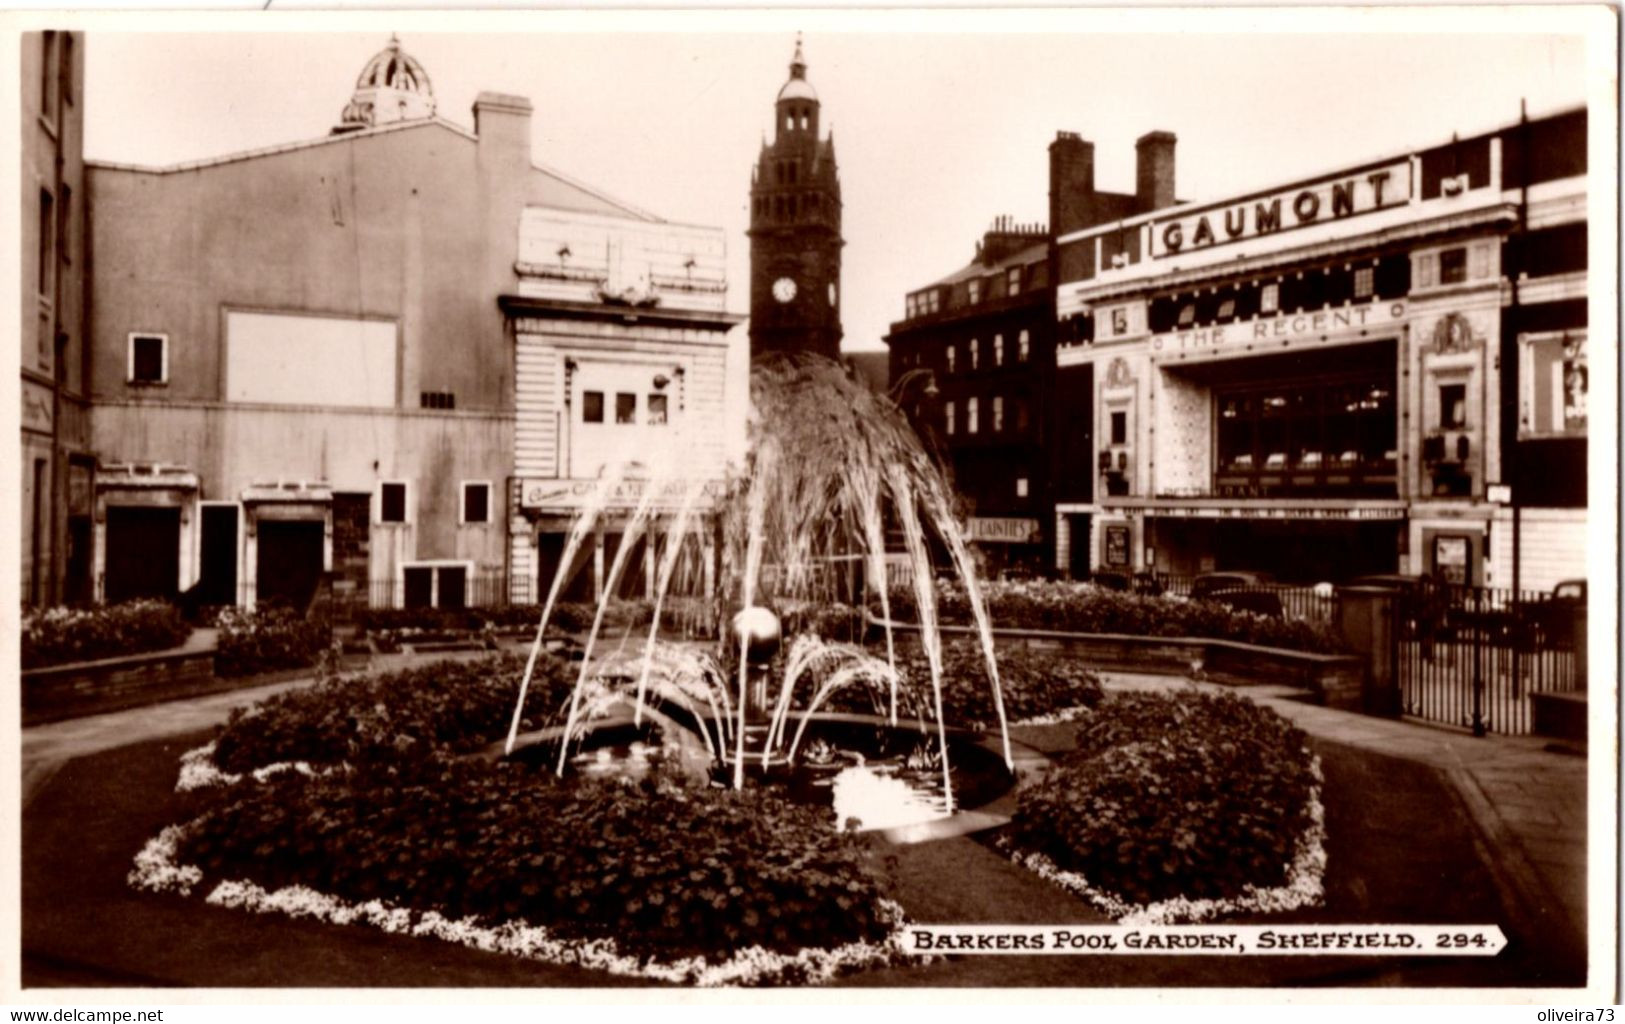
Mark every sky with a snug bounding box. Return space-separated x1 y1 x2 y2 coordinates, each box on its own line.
76 9 1601 355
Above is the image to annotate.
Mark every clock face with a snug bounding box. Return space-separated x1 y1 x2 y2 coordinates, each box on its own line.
828 282 838 306
772 276 797 303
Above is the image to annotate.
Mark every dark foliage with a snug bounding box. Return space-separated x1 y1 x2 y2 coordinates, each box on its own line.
213 605 332 678
175 762 893 962
1010 690 1317 906
881 581 1345 655
22 600 192 669
210 653 575 774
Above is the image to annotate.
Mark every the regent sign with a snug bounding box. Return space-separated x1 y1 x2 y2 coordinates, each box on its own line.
1150 161 1412 259
1151 300 1406 356
520 477 726 510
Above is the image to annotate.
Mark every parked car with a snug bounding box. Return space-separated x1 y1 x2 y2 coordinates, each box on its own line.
1343 573 1451 643
1091 570 1167 595
1190 571 1276 602
1516 579 1587 650
1191 571 1283 619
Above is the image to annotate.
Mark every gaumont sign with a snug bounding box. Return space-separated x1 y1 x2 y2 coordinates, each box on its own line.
1151 300 1406 356
1149 161 1412 259
520 477 726 510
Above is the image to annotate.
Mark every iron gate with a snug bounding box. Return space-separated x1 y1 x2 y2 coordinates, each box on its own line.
1392 579 1585 735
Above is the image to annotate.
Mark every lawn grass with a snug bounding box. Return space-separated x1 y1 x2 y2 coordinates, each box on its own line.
21 725 1577 988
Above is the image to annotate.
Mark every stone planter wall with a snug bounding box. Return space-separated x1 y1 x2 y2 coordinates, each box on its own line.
22 646 225 726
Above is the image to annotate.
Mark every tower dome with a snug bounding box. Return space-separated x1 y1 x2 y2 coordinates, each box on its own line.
334 35 436 133
776 34 818 103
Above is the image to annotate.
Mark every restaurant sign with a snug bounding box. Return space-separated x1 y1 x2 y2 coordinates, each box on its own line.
965 517 1041 544
520 477 726 511
1151 300 1406 357
1149 161 1412 259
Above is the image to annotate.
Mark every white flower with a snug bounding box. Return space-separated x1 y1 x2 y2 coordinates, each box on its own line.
132 822 922 986
174 742 323 792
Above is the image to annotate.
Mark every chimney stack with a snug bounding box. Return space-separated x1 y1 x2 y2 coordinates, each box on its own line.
1049 131 1097 239
1135 130 1177 211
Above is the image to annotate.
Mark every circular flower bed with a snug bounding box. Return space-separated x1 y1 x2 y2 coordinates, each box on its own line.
1005 689 1326 924
133 652 919 985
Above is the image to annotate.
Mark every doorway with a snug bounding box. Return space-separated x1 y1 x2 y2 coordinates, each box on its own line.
256 519 324 611
104 506 181 603
197 505 240 607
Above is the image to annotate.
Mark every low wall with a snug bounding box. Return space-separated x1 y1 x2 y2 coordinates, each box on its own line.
21 646 232 726
869 616 1365 710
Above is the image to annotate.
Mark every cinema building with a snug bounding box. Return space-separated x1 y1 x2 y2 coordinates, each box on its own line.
83 37 740 612
1053 107 1589 590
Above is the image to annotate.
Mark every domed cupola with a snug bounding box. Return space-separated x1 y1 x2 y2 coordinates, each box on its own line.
776 34 818 104
334 35 436 134
773 33 823 145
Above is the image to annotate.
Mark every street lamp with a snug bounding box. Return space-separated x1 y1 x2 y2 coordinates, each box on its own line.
888 368 939 403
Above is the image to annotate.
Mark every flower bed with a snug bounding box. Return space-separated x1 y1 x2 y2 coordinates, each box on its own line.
209 652 574 774
134 650 915 985
22 600 192 669
1005 690 1325 923
213 606 332 678
882 579 1346 655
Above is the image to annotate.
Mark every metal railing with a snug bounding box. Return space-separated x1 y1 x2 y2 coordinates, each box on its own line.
1387 580 1584 736
1088 571 1337 625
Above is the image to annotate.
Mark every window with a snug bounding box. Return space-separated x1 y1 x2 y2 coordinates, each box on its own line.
647 393 668 425
945 401 956 436
1438 383 1467 429
969 338 979 371
993 334 1004 366
1007 266 1022 295
1176 302 1196 327
128 333 167 385
40 32 57 119
1110 410 1127 446
1439 247 1467 285
1216 297 1236 320
1260 282 1280 315
461 482 491 524
968 279 982 304
928 290 941 314
420 390 456 410
379 482 408 524
1015 398 1030 432
1520 331 1587 438
615 393 636 424
57 184 72 266
62 34 73 105
1018 330 1030 362
37 190 53 295
945 344 956 374
582 391 605 423
992 395 1004 432
402 562 471 610
1016 477 1029 498
1353 266 1375 300
967 397 979 434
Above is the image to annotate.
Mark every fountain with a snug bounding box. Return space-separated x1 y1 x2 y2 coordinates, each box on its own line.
502 352 1015 825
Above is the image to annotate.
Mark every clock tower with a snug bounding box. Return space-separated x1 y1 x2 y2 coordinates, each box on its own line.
749 35 843 362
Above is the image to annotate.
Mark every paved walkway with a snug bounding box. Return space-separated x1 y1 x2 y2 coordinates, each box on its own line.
19 647 500 808
1098 671 1593 966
